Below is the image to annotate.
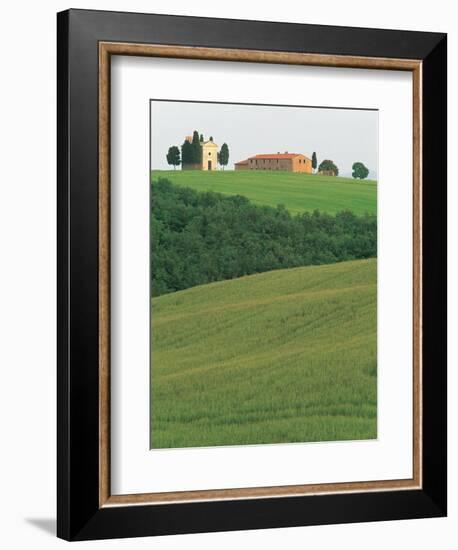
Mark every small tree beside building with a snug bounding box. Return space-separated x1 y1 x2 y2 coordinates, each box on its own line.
312 152 317 173
166 146 181 170
181 139 193 165
218 143 229 170
191 130 202 164
318 159 339 176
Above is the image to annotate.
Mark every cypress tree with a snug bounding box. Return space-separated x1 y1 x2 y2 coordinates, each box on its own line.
181 140 193 165
312 152 317 173
191 130 202 164
219 143 230 170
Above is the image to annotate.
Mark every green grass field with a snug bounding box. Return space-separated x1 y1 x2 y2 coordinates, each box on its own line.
151 258 377 449
152 170 377 216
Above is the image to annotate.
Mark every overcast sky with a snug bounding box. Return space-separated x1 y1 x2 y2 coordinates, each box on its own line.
150 101 378 178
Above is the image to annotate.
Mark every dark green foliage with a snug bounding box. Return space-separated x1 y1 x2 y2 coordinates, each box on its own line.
312 151 317 171
166 146 181 170
191 130 202 164
151 178 377 296
218 142 229 170
318 159 339 176
200 133 204 142
181 140 193 164
352 162 370 179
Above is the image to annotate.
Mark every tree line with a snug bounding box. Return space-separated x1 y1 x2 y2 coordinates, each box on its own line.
167 141 369 178
311 152 370 179
151 178 377 296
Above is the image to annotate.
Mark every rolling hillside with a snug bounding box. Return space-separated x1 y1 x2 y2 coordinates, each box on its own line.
152 170 377 216
151 258 377 449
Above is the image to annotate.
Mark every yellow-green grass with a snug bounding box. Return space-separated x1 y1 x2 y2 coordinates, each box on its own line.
152 170 377 216
151 258 377 448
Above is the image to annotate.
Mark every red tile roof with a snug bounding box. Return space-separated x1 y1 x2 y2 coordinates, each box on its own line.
250 153 304 160
234 159 249 165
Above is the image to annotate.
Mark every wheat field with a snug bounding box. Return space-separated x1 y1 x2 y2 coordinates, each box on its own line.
151 258 377 448
152 170 377 216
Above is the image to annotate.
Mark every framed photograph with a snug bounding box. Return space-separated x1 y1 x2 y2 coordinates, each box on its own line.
57 9 447 541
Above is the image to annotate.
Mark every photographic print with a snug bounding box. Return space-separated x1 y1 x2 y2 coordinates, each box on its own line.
150 100 378 449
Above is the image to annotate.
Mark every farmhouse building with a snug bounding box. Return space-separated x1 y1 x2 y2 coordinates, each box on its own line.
182 135 219 171
235 152 312 173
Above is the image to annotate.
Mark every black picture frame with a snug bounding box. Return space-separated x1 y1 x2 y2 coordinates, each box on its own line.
57 8 447 541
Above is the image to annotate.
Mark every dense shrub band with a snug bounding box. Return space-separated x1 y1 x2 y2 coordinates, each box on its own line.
151 178 377 297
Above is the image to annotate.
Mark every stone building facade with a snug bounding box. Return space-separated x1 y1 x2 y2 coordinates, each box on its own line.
235 153 312 173
201 140 218 171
